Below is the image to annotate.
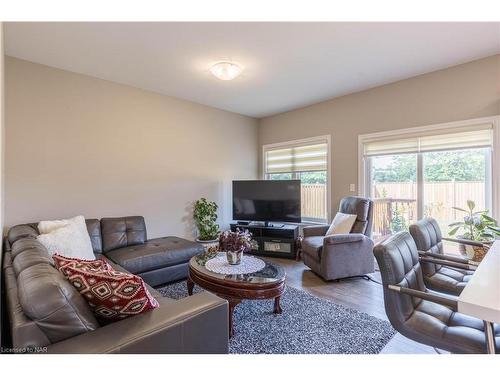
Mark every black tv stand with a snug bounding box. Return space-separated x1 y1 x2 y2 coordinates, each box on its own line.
230 222 299 259
261 222 284 228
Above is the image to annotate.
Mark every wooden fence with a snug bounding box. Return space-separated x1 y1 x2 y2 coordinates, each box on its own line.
373 198 416 238
300 181 485 229
302 184 327 219
373 181 486 221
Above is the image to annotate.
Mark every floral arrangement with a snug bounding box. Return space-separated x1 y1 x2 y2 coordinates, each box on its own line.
218 229 252 253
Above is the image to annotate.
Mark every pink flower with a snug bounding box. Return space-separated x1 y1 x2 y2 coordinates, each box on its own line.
219 229 252 253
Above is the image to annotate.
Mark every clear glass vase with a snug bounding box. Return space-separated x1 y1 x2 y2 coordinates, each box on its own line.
226 250 243 265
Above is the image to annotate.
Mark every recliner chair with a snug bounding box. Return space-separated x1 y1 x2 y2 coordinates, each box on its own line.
409 218 476 296
374 231 499 354
302 196 374 281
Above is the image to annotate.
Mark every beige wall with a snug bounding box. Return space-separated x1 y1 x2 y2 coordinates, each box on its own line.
5 57 258 239
259 55 500 215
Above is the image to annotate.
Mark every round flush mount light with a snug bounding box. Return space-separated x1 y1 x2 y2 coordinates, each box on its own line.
210 61 242 81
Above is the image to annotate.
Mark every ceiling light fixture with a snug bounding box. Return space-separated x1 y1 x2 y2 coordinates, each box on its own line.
210 61 242 81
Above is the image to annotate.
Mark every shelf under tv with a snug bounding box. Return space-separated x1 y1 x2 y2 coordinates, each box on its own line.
230 222 299 259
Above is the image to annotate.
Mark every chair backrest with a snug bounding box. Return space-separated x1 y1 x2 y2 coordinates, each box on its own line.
373 232 427 332
339 196 373 237
409 218 443 275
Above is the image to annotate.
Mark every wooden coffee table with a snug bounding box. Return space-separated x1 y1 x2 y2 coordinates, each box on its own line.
187 252 286 337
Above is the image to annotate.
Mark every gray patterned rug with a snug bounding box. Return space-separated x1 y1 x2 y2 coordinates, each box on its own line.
157 280 396 354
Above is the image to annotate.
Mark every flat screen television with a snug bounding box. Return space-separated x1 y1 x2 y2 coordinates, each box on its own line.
232 180 301 224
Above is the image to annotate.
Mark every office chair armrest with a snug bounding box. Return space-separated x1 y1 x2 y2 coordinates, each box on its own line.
417 250 478 266
419 255 477 271
388 284 458 310
418 250 478 268
443 236 489 248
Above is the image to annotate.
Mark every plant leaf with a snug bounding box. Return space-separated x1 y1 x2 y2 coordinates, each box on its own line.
467 200 475 211
482 214 496 222
451 207 468 213
486 226 500 235
448 227 460 236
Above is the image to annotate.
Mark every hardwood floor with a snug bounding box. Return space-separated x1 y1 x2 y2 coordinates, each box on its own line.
266 256 437 354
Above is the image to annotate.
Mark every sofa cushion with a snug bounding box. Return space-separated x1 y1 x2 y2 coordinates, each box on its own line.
105 236 204 275
64 264 159 321
3 252 52 349
339 197 371 234
12 244 53 275
101 216 147 252
85 219 103 253
17 263 99 343
11 237 50 260
8 224 39 245
301 236 324 262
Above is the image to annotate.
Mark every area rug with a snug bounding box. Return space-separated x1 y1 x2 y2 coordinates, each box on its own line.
157 281 396 354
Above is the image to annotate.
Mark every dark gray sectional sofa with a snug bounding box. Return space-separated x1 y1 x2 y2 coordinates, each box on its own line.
1 216 229 354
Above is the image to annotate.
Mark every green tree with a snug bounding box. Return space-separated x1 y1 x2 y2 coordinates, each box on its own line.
372 150 486 183
373 154 416 182
423 150 485 181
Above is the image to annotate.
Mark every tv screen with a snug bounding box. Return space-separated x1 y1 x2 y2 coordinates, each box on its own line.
232 180 301 223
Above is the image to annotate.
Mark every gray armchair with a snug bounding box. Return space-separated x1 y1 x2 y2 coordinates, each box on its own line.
302 196 374 281
374 231 499 354
409 218 476 296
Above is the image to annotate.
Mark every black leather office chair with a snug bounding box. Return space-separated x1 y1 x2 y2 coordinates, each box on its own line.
409 218 477 296
374 231 499 354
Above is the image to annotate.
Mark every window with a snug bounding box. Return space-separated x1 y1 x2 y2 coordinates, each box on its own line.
360 121 495 251
264 137 330 223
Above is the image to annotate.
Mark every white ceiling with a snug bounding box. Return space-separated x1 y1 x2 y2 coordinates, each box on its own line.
5 22 500 118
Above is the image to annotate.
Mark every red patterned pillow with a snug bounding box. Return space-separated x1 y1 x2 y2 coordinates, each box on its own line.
53 254 112 277
64 264 159 321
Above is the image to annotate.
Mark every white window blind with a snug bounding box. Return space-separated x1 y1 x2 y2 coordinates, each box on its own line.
265 142 328 174
363 125 493 157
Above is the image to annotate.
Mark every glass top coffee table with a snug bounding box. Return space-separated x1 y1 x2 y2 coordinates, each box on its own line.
188 252 286 337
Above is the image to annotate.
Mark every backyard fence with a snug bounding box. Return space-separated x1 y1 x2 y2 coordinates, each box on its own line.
302 184 327 220
300 181 485 235
372 181 486 239
373 181 486 220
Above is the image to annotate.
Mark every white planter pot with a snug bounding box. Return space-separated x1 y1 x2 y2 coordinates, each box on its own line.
195 238 219 251
456 236 492 262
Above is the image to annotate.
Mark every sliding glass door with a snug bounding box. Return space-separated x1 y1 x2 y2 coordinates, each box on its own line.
422 148 490 240
368 154 417 239
362 125 493 247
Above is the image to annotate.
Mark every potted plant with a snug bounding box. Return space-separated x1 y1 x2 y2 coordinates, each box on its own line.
219 229 252 265
193 198 220 246
448 200 500 262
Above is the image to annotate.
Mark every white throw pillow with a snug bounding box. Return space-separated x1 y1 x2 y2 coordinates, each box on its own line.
37 216 95 260
325 212 358 236
38 215 86 234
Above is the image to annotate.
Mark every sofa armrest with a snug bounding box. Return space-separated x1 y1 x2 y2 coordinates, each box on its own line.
47 292 228 354
303 225 330 237
324 233 366 245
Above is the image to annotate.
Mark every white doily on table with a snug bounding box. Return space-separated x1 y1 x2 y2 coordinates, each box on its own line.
205 254 265 275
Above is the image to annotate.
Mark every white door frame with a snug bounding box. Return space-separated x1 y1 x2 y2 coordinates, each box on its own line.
358 115 500 218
